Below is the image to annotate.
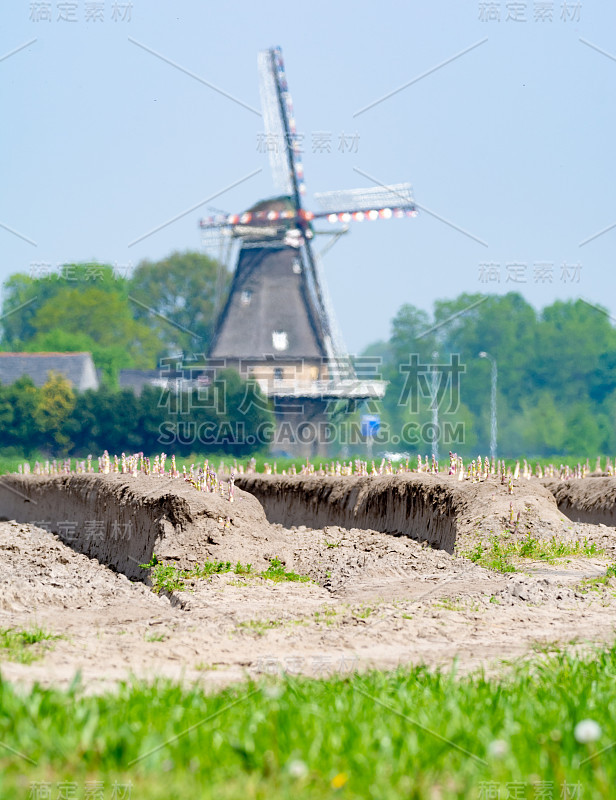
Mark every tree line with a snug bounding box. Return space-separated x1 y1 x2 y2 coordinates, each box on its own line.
0 371 271 457
366 293 616 458
1 254 614 458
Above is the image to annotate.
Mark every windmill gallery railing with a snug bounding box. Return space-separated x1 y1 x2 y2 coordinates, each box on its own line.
147 375 387 400
255 378 387 399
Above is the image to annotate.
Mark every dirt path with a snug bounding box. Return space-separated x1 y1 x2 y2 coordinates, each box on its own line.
1 518 615 692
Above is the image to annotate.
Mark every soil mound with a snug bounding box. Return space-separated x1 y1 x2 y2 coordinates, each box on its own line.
0 521 164 614
235 474 569 554
543 477 616 527
0 473 598 587
0 474 269 578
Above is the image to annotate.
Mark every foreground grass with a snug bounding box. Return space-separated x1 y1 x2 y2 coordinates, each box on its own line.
2 645 616 798
461 533 604 573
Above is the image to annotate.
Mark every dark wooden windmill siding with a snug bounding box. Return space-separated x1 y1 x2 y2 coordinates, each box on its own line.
209 245 327 377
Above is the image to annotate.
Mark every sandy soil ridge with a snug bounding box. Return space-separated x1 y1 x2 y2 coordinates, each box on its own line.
0 474 615 691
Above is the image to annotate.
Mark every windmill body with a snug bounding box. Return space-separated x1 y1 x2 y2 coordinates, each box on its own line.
207 197 328 388
200 47 417 455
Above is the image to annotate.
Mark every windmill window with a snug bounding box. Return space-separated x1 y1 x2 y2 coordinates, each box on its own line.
274 367 284 381
272 331 289 351
241 290 252 306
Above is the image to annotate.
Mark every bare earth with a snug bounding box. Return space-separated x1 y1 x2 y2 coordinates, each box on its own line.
1 513 615 693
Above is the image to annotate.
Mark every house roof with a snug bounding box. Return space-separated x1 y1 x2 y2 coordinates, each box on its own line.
0 352 97 389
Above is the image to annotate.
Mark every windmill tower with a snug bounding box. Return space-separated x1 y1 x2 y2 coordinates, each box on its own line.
200 47 417 456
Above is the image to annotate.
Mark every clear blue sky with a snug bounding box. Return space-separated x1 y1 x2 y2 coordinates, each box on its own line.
2 0 615 353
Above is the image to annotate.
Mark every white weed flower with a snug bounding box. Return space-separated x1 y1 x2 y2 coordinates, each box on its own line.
574 719 602 743
287 759 309 778
262 683 284 699
488 739 509 758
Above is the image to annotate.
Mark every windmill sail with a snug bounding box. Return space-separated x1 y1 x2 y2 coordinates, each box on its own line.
314 184 415 216
257 48 305 203
306 242 353 379
256 47 345 375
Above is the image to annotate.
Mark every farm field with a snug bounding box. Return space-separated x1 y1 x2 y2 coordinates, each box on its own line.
1 465 616 798
1 516 615 691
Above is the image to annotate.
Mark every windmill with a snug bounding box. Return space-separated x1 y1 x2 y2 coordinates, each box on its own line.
199 46 417 455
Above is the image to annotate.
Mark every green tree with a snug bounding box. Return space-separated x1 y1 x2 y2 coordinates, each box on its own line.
389 304 436 365
363 293 616 458
1 264 128 345
562 403 604 456
535 300 616 406
23 329 128 387
29 287 162 379
517 392 566 456
0 377 41 455
130 250 229 356
65 387 142 455
33 372 76 454
138 385 172 456
435 293 538 415
0 384 15 436
599 390 616 454
0 263 165 385
378 304 438 440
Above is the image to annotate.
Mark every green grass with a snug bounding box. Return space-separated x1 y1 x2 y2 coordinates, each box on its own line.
0 451 48 474
577 564 616 594
2 451 302 476
4 450 615 478
2 645 616 798
144 632 166 643
324 539 342 548
139 555 253 593
314 607 339 626
259 557 311 583
434 597 481 612
235 619 283 636
461 533 603 573
140 555 308 593
195 662 219 672
0 627 61 664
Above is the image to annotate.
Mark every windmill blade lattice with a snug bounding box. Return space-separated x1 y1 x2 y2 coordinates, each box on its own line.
199 182 416 231
314 183 414 212
257 47 305 203
313 184 417 224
